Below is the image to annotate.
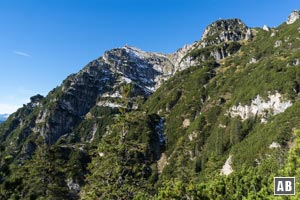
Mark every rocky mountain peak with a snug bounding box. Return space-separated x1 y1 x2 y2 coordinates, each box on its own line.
123 45 149 60
102 45 175 92
173 18 252 70
286 10 300 24
201 18 252 47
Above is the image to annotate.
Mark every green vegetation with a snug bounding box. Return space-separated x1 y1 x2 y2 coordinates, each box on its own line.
151 129 300 199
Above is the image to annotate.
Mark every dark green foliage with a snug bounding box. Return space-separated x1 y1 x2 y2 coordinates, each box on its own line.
81 112 163 199
0 142 71 199
22 144 70 199
153 130 300 199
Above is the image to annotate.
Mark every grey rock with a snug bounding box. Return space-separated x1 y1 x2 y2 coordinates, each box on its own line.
271 32 276 37
176 19 250 68
274 40 282 48
67 178 81 193
170 43 197 71
263 25 270 31
102 45 175 91
249 57 257 64
293 59 300 66
245 28 253 41
227 92 292 123
286 10 300 24
201 19 250 47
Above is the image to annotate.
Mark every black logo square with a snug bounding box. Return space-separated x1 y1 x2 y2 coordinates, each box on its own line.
274 177 295 195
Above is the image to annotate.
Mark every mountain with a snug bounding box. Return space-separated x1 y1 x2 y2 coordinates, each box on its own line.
1 10 300 199
0 114 9 123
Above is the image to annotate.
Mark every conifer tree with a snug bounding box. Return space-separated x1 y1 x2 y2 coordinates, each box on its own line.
22 138 70 199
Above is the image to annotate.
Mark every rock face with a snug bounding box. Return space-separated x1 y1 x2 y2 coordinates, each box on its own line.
157 153 168 173
200 19 251 47
169 43 197 71
263 25 270 31
176 19 252 69
269 142 281 149
228 92 292 123
220 155 233 175
286 10 300 24
103 45 175 91
33 61 115 144
274 40 282 47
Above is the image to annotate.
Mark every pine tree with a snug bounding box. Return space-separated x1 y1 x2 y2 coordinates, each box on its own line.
22 140 70 199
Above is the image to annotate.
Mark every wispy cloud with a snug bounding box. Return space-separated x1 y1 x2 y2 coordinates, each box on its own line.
0 87 36 114
0 103 21 114
13 50 32 57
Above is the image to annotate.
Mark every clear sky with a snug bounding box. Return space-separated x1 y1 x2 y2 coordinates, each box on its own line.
0 0 298 114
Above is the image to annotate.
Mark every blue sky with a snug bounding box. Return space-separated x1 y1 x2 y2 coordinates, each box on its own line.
0 0 298 114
